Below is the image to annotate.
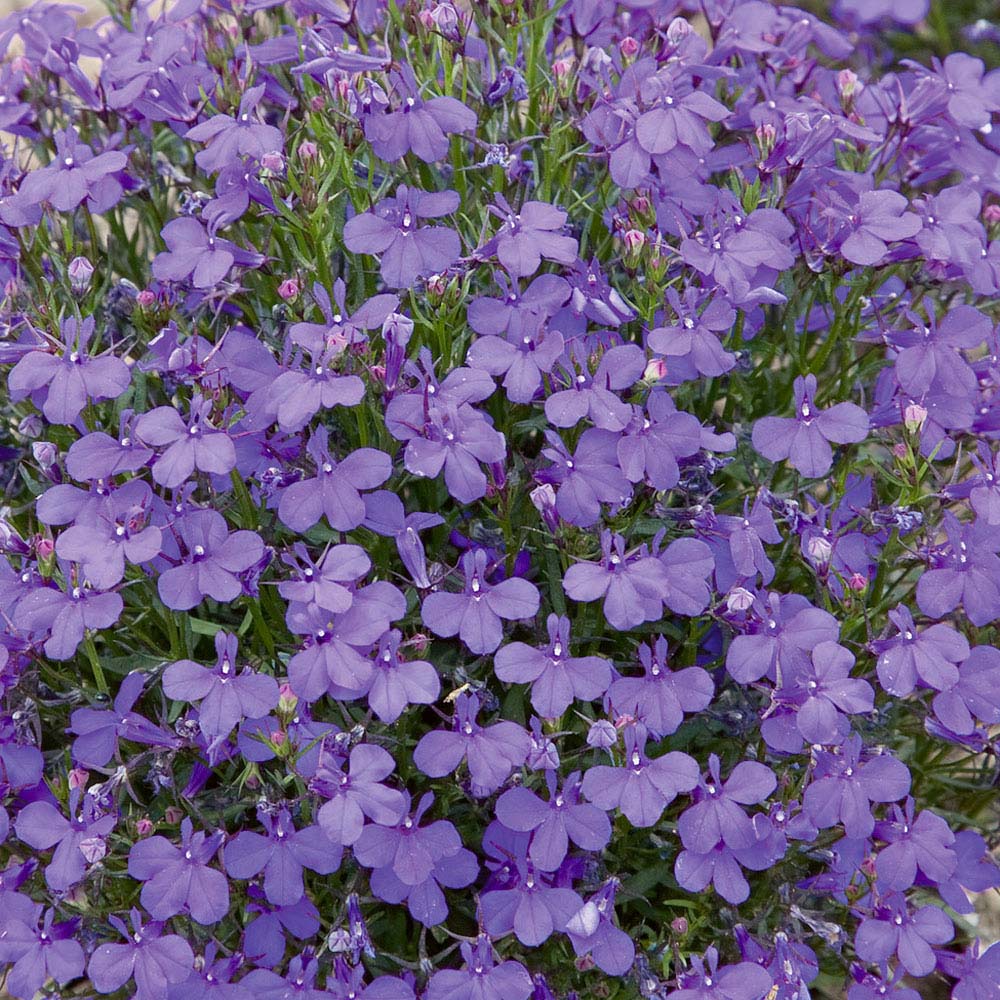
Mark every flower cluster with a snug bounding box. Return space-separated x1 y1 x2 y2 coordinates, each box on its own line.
0 2 998 1000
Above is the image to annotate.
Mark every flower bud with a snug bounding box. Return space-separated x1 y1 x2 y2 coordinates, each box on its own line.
848 572 867 592
136 288 157 308
837 69 860 102
667 17 691 44
726 586 755 613
135 817 154 837
34 536 54 562
278 278 300 302
806 535 833 565
298 140 318 161
530 483 559 533
903 402 928 431
32 440 58 473
164 805 184 824
984 204 1000 224
17 413 42 438
671 916 689 935
68 767 89 789
310 94 326 112
643 358 667 382
892 442 908 459
278 682 298 713
620 35 640 58
260 150 285 173
586 719 617 749
68 255 94 294
552 57 573 81
426 272 447 297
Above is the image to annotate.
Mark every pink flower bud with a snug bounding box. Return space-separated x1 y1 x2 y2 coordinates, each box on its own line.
806 535 833 565
426 273 447 297
893 442 908 459
552 57 573 80
298 140 318 161
848 572 868 592
278 683 297 713
726 587 755 613
272 729 287 746
984 204 1000 223
407 632 431 654
68 767 89 789
136 817 154 837
837 69 860 100
418 8 435 28
260 151 285 173
136 289 156 308
164 806 184 824
310 94 326 112
34 536 54 561
643 358 667 382
671 917 689 935
278 278 300 302
903 402 928 431
630 195 651 215
623 229 646 253
620 35 640 57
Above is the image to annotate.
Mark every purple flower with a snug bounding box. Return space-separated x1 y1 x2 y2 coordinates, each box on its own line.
344 185 461 288
580 724 699 828
545 343 646 432
151 217 263 288
854 894 953 977
931 53 1000 128
466 314 565 404
467 272 570 339
495 771 611 871
222 806 341 906
608 635 713 738
616 392 704 490
940 941 1000 1000
0 908 85 1000
669 946 773 1000
278 543 371 616
872 605 968 696
829 188 922 266
752 374 869 478
648 290 737 379
8 316 130 425
494 613 611 719
88 909 194 1000
565 878 635 976
127 817 229 924
243 885 320 969
539 428 631 527
481 194 579 278
366 627 440 723
931 644 1000 735
163 631 279 745
413 691 531 795
310 743 407 846
874 797 956 892
156 509 264 611
364 64 477 162
185 85 283 173
425 935 532 1000
135 396 237 488
422 549 539 655
363 490 444 588
277 427 392 533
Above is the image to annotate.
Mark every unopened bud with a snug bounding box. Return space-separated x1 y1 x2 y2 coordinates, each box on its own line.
278 683 297 713
136 289 156 308
68 256 94 294
278 278 300 302
298 140 318 161
260 150 285 173
903 402 928 431
164 806 184 824
136 817 154 837
586 719 617 749
806 535 833 565
671 916 689 935
18 414 42 438
68 767 89 789
426 273 447 297
32 441 58 472
984 204 1000 224
726 587 755 613
848 572 867 592
667 17 691 44
837 69 860 101
310 94 326 112
623 228 646 254
643 358 667 382
552 57 573 80
34 536 54 561
620 35 639 58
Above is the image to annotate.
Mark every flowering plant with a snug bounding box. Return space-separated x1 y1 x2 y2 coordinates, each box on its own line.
0 1 998 999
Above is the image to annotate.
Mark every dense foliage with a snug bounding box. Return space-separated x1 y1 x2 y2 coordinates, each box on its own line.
0 0 998 998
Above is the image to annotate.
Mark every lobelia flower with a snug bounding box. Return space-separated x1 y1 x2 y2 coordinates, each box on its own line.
165 942 249 1000
616 391 704 490
931 644 1000 735
802 735 911 840
934 831 1000 915
14 789 115 891
565 878 635 976
413 691 531 795
366 628 440 723
581 723 699 828
925 52 1000 128
222 806 341 906
0 907 85 1000
916 514 1000 627
363 489 444 589
242 884 321 969
545 342 646 432
343 186 461 288
424 935 532 1000
127 817 228 925
752 374 869 478
363 63 477 163
277 427 392 533
278 543 371 616
310 743 407 847
467 271 570 339
494 613 612 719
88 909 194 1000
827 187 922 266
939 941 1000 1000
8 315 131 425
854 893 953 977
874 797 957 892
871 604 968 696
156 509 264 611
152 216 264 288
669 946 774 1000
495 770 611 871
608 635 714 738
466 311 565 404
648 289 737 380
135 396 236 488
480 193 579 278
287 279 398 356
163 631 279 746
422 548 540 655
353 792 478 927
708 494 782 591
185 84 284 173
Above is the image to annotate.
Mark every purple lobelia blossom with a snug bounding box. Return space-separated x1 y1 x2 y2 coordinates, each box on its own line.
495 770 611 871
934 831 1000 916
277 427 392 533
565 878 635 976
925 53 1000 128
65 413 154 480
243 883 321 969
939 941 1000 1000
278 543 371 616
54 478 161 589
8 315 130 425
127 818 228 924
185 85 284 173
916 514 1000 627
871 604 968 696
827 187 922 266
931 644 1000 735
802 735 911 840
363 490 444 589
708 494 782 591
343 186 461 288
425 935 532 1000
285 580 405 702
874 797 957 892
581 724 699 828
353 792 478 927
14 127 126 213
364 64 477 163
670 947 774 1000
752 374 869 478
157 509 264 611
466 312 565 404
0 907 84 1000
616 392 703 491
677 753 776 854
854 893 953 977
151 216 263 288
163 631 279 746
366 628 440 723
68 671 178 766
310 743 407 847
494 613 611 719
545 342 646 432
608 635 713 738
14 790 115 891
422 549 540 655
135 396 236 488
222 806 341 906
165 941 248 1000
88 909 194 1000
481 194 579 278
467 272 570 339
539 428 631 527
648 289 737 380
287 280 398 356
413 691 531 795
